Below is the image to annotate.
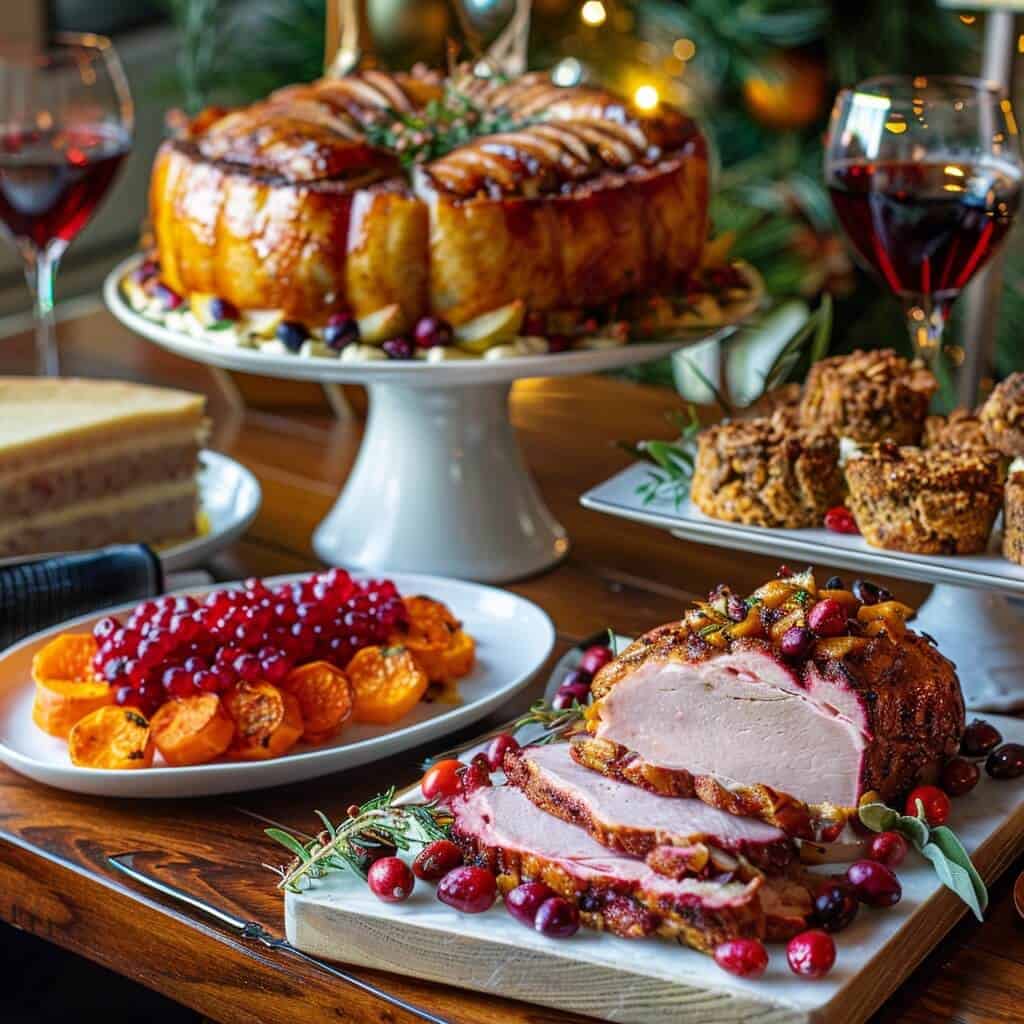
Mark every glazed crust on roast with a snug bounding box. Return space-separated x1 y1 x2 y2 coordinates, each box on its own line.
150 70 709 326
799 349 937 445
503 745 796 873
845 444 1004 554
981 371 1024 457
578 623 964 838
1004 473 1024 566
691 413 842 528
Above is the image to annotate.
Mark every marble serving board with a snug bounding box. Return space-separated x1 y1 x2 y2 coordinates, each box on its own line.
285 715 1024 1024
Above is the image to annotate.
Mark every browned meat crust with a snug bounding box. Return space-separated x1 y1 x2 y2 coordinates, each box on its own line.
691 413 842 528
799 348 937 445
981 372 1024 457
845 443 1003 554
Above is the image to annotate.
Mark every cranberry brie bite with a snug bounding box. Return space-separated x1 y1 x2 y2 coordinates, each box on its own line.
0 378 206 557
572 570 965 839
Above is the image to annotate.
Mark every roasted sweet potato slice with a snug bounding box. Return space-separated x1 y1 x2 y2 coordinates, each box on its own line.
223 681 303 760
32 675 114 739
439 629 476 682
282 660 353 741
348 645 428 725
391 595 460 681
32 633 99 685
150 693 235 766
68 706 154 769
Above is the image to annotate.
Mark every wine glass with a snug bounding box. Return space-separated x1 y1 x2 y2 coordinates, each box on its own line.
0 34 133 376
825 75 1022 366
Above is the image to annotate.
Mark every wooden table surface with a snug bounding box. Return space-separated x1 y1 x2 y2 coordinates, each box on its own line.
1 308 1021 1024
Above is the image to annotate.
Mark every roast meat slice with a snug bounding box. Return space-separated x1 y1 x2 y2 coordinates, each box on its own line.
451 783 813 952
504 742 795 873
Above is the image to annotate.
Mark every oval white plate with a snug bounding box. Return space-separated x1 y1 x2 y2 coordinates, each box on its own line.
0 572 554 797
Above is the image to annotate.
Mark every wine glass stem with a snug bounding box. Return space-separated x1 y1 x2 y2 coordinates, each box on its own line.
903 297 946 369
20 241 64 377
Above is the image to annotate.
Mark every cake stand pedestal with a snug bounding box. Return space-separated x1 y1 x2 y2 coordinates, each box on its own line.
581 461 1024 711
106 256 748 582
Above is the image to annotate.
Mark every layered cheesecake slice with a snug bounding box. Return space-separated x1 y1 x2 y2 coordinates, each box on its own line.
0 378 207 557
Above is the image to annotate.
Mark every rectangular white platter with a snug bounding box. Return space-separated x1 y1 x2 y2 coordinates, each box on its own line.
286 715 1024 1024
580 462 1024 595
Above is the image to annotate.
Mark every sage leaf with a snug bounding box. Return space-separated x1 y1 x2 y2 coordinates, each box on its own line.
891 812 931 850
919 842 986 921
928 826 988 916
858 802 898 834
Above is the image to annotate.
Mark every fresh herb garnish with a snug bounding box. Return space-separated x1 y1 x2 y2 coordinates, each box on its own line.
265 788 450 892
859 801 988 920
513 698 586 745
621 404 702 509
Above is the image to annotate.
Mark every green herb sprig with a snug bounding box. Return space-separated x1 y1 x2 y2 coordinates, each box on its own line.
620 405 703 509
513 698 587 745
265 788 450 893
859 801 988 920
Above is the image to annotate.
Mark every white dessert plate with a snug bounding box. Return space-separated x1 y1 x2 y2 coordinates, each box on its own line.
0 572 554 798
0 450 261 574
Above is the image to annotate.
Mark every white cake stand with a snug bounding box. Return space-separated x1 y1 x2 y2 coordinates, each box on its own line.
582 462 1024 712
105 256 754 583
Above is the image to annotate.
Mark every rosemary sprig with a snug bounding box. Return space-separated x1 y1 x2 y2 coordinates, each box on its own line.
265 788 450 893
513 698 586 745
620 404 702 509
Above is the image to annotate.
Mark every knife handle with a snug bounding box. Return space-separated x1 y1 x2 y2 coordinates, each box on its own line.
0 545 164 648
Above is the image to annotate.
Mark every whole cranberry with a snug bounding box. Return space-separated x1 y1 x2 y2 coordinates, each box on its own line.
413 316 454 349
812 883 859 933
324 313 360 350
505 881 554 928
851 579 881 605
786 929 836 978
276 320 308 352
867 831 909 868
155 282 183 310
808 599 848 637
209 297 239 322
941 757 981 797
713 938 769 978
578 645 613 676
132 259 159 283
905 785 951 825
412 839 464 881
846 859 902 908
350 833 398 874
93 616 120 642
436 866 497 914
986 743 1024 780
382 337 414 360
552 682 591 710
562 667 592 689
824 575 844 590
367 857 415 903
823 506 859 535
780 626 815 659
534 896 580 938
485 732 520 772
961 719 1003 758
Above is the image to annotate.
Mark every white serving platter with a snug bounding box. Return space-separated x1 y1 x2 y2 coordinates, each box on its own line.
285 717 1024 1024
0 572 554 798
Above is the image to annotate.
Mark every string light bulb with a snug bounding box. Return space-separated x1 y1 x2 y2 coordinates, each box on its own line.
581 0 606 26
634 84 659 111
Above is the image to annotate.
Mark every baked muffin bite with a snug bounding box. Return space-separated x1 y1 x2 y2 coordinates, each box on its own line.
692 412 842 528
922 408 990 451
799 349 937 445
1004 472 1024 565
845 442 1003 554
981 372 1024 457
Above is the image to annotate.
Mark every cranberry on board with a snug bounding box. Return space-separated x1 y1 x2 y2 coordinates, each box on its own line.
578 645 613 675
421 759 463 801
867 831 909 868
367 857 415 903
986 743 1024 780
505 881 555 928
484 732 520 772
786 930 836 978
941 757 981 797
846 859 902 908
905 784 951 825
813 882 859 933
552 682 591 710
412 840 464 881
534 897 580 938
824 506 859 534
713 938 769 978
436 866 497 914
961 719 1003 758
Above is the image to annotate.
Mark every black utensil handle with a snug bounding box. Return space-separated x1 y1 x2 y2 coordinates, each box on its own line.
0 545 164 649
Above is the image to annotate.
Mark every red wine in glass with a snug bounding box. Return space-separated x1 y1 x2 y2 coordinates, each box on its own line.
828 159 1021 310
0 125 129 250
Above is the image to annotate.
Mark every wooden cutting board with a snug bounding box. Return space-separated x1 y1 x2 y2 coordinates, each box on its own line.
286 714 1024 1024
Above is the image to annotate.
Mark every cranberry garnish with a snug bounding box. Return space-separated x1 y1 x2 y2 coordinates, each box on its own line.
436 866 497 914
851 579 881 605
367 857 415 903
484 732 520 772
780 625 814 659
905 785 951 825
713 937 769 978
194 669 220 693
458 758 492 796
155 282 183 310
276 320 308 352
812 882 859 932
986 743 1024 780
867 831 908 867
846 859 902 908
413 316 454 349
824 505 859 534
93 616 120 642
961 719 1003 758
349 833 399 873
132 259 159 283
324 313 360 350
114 684 141 708
505 881 555 928
823 575 844 590
786 929 836 978
808 598 848 637
234 653 263 683
552 683 591 710
941 756 981 796
578 644 613 675
382 337 414 360
534 896 580 938
412 839 464 881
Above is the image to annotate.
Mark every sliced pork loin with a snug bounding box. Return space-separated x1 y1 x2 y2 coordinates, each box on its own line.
451 783 814 952
503 742 796 874
574 577 964 840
